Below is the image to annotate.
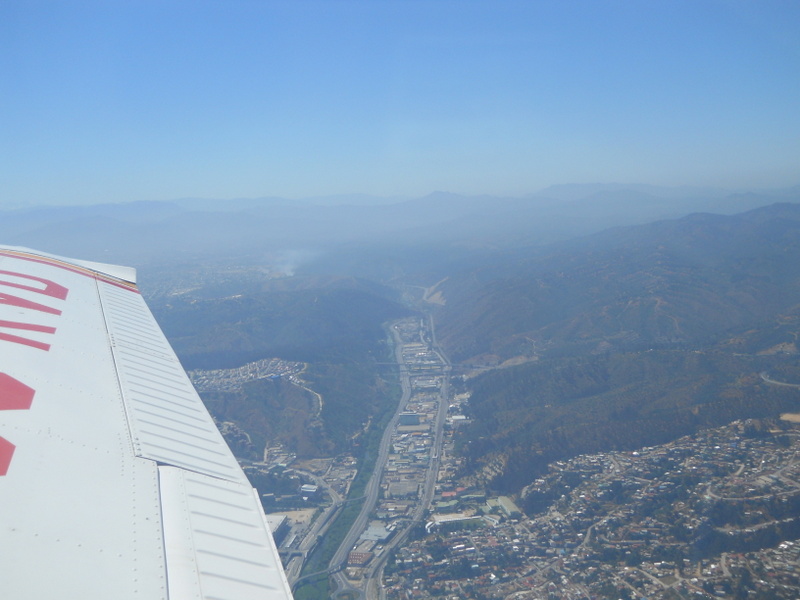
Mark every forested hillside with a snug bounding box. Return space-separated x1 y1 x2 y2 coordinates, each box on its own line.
460 349 800 492
436 204 800 492
147 273 412 454
436 203 800 363
151 275 410 368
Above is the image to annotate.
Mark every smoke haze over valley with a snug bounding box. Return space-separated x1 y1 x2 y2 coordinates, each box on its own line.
5 184 800 478
5 2 800 598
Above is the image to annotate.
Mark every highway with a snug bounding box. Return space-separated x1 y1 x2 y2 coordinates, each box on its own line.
284 470 344 584
291 316 452 600
328 323 414 599
360 314 452 599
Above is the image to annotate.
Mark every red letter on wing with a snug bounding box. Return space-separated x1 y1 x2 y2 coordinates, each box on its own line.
0 270 68 300
0 373 36 476
0 321 56 351
0 373 35 410
0 270 68 316
0 437 15 476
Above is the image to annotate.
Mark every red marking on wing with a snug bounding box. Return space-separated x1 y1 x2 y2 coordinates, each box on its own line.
0 292 62 316
0 373 35 411
0 321 56 334
0 269 68 300
0 374 35 475
0 334 51 351
0 437 15 476
0 321 56 351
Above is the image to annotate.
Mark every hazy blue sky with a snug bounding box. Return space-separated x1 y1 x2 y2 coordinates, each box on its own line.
2 1 799 205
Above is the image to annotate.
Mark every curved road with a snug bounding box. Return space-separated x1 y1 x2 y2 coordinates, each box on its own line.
761 371 800 389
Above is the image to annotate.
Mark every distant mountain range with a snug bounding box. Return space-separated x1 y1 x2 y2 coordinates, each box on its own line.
434 202 800 363
1 184 797 269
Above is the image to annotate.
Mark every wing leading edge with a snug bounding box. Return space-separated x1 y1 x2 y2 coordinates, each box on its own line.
0 246 293 600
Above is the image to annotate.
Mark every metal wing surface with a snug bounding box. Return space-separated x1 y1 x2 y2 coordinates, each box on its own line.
0 246 294 600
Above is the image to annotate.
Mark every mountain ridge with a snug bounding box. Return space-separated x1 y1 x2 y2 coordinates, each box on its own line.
434 202 800 364
431 203 800 492
2 185 797 267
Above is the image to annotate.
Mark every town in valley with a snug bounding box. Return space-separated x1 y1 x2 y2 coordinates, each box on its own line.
190 317 800 600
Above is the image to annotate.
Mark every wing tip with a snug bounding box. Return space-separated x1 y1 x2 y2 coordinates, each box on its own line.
0 245 137 285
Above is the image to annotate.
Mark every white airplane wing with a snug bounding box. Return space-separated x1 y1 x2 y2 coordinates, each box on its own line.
0 246 294 600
